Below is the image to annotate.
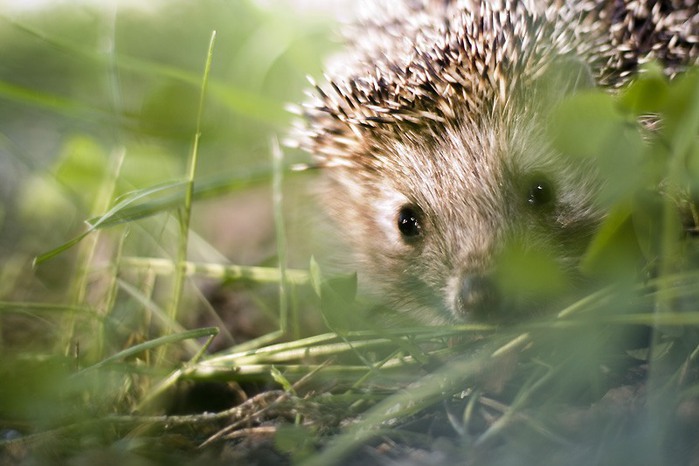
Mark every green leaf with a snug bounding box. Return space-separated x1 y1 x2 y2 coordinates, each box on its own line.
550 90 624 160
661 70 699 153
619 64 669 116
580 202 642 279
495 242 569 298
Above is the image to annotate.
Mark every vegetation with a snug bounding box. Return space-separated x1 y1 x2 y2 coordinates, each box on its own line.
1 2 698 465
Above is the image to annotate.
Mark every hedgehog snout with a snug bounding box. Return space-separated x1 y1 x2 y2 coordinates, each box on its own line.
455 273 501 321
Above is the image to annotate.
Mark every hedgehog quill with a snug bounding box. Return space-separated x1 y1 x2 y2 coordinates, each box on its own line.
290 0 699 324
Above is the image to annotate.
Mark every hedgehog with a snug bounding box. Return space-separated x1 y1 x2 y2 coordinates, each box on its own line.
289 0 699 325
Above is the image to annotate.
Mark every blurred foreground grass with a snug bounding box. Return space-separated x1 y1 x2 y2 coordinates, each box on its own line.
1 2 699 466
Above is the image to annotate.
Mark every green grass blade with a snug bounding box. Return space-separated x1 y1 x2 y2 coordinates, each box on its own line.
120 257 310 285
78 326 219 373
33 180 183 265
165 29 217 334
0 301 99 317
35 165 277 265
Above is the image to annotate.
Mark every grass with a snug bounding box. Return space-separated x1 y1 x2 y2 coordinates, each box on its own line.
1 2 699 466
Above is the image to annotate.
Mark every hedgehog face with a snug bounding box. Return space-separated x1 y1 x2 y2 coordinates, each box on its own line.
320 111 603 324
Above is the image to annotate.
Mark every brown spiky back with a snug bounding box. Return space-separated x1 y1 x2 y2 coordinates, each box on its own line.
292 0 698 166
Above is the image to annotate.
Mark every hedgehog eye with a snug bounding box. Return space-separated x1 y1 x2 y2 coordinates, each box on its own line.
397 205 423 241
526 175 555 208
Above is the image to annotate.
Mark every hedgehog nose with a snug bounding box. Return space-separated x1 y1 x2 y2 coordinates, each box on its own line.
458 274 500 320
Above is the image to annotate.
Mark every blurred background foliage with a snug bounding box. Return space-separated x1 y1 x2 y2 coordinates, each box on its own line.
0 0 338 451
0 0 335 300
